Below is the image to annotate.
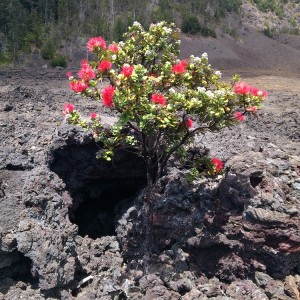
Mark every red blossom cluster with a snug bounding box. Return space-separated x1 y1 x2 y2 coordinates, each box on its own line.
151 93 167 106
120 64 134 77
234 111 245 122
63 103 74 115
78 60 96 82
90 112 97 119
102 85 115 107
234 82 268 98
185 118 193 128
69 81 88 93
172 60 187 74
211 158 223 171
87 36 106 52
98 60 112 72
108 43 119 53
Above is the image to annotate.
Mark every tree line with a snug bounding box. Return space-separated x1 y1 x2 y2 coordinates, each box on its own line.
0 0 251 64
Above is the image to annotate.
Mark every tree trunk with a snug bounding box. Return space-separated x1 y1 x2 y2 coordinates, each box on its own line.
142 157 155 273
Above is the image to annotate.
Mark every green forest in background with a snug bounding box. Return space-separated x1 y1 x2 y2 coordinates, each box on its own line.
0 0 296 65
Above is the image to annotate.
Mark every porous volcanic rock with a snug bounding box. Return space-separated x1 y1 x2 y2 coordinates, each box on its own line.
0 69 300 299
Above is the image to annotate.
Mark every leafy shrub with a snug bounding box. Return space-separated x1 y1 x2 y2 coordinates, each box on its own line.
63 22 267 262
64 22 266 187
220 0 242 12
0 51 11 65
51 55 67 68
152 0 174 23
181 16 201 34
201 26 217 37
253 0 277 12
263 26 275 37
289 18 297 27
41 40 55 60
182 16 216 37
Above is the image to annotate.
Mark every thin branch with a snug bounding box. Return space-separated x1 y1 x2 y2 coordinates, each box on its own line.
128 121 141 133
159 124 211 171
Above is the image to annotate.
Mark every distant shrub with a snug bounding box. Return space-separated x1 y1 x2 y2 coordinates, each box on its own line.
51 55 67 68
151 0 174 23
253 0 277 12
182 16 216 37
0 51 11 65
263 26 275 37
289 18 297 27
201 26 217 38
224 27 239 39
114 18 127 41
221 0 243 12
292 28 300 35
181 16 201 34
41 40 55 60
275 7 285 18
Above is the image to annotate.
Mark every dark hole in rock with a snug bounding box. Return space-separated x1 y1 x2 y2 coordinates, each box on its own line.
0 251 38 293
70 177 146 239
250 173 263 188
50 142 146 239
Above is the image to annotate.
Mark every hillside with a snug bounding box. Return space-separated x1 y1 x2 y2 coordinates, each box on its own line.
0 0 299 67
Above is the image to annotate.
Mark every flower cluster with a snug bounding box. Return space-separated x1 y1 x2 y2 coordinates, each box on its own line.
99 60 112 72
63 103 74 115
87 36 106 52
120 64 134 77
78 59 96 82
102 85 115 107
185 118 193 128
211 158 223 172
172 60 187 74
151 94 167 106
234 111 245 122
69 81 88 93
234 82 268 98
108 43 119 53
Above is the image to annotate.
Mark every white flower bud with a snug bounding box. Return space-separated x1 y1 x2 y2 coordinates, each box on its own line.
197 87 206 92
215 70 222 77
202 52 208 59
205 90 214 98
133 21 141 27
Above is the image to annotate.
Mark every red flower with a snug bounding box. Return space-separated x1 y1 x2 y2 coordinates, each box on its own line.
90 112 97 119
81 59 89 68
186 118 193 128
108 43 119 53
120 64 134 77
63 103 74 115
69 81 88 93
256 90 268 98
151 94 167 106
172 60 187 74
78 63 96 82
234 82 249 95
87 36 106 52
102 85 115 107
66 71 72 78
211 158 223 171
98 60 112 72
248 85 259 96
234 111 246 122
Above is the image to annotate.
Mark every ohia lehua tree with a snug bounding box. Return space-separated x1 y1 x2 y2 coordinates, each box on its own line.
63 21 267 189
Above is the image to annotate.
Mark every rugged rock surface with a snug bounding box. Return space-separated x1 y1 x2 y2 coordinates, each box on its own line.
0 69 299 299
